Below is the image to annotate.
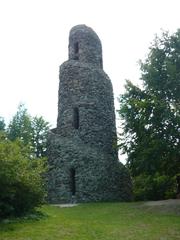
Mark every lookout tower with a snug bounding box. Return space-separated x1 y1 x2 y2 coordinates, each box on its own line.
47 25 132 203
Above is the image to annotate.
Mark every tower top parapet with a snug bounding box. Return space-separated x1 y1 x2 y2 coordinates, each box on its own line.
68 25 103 68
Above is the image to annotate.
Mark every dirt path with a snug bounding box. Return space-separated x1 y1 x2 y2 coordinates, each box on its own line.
52 204 79 208
144 199 180 206
143 199 180 215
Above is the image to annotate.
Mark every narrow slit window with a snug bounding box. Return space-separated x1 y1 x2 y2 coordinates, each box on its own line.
70 168 76 196
74 42 79 54
74 42 79 60
100 57 103 68
73 107 79 129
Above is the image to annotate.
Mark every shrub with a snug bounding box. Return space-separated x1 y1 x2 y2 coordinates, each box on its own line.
133 173 176 201
0 133 46 218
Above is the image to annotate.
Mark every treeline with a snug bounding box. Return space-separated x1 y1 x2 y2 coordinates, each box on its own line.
0 104 50 218
118 29 180 200
1 104 50 158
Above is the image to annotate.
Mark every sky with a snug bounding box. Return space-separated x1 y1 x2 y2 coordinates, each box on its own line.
0 0 180 129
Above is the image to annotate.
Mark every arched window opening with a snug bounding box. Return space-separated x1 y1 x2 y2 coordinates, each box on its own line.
70 168 76 196
73 42 79 60
73 107 79 129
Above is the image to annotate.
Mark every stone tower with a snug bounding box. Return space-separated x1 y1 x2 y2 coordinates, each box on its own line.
48 25 132 203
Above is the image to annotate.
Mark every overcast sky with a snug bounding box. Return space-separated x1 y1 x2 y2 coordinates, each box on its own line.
0 0 180 128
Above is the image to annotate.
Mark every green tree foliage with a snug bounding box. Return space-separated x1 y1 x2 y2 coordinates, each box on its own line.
118 30 180 200
7 104 33 146
133 173 176 201
0 117 6 131
7 104 50 157
32 116 50 158
0 133 46 218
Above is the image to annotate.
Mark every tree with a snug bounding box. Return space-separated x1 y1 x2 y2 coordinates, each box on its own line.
118 30 180 200
7 104 33 146
0 117 5 131
0 133 46 218
7 104 50 158
32 116 50 158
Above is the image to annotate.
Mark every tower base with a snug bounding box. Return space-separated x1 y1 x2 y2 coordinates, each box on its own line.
47 131 132 203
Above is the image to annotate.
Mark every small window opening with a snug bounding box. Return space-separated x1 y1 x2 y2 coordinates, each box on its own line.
73 42 79 60
73 107 79 129
70 168 76 196
74 42 79 54
100 57 103 68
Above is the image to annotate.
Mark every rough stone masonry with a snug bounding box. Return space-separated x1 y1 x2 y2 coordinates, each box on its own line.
47 25 132 203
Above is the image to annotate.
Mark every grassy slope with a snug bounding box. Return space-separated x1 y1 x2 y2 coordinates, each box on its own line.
0 202 180 240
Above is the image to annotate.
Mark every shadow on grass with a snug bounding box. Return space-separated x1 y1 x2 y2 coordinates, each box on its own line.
0 209 48 232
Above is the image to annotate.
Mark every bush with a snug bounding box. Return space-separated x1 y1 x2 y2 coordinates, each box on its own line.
133 173 176 201
0 133 46 218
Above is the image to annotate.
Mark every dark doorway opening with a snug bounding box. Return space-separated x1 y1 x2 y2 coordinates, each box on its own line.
70 168 76 196
73 107 79 129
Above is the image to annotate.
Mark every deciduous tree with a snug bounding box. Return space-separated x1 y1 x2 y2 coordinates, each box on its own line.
7 104 50 158
118 30 180 199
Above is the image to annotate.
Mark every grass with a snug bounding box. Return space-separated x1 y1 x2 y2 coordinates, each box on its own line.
0 202 180 240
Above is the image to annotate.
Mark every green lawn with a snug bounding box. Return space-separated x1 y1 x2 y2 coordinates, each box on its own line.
0 202 180 240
